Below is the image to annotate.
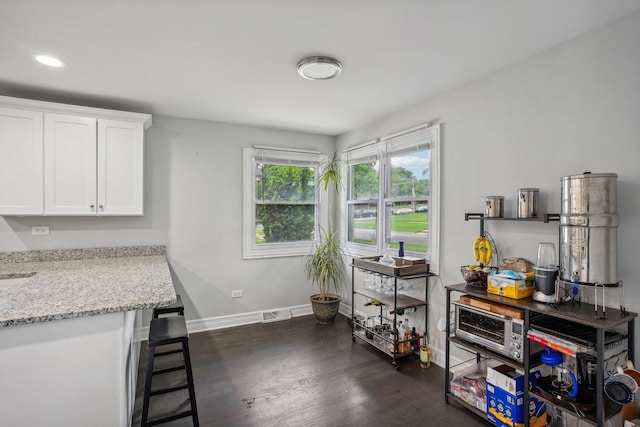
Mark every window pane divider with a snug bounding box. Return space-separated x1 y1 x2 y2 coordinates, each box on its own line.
346 199 378 205
255 200 316 205
383 197 429 203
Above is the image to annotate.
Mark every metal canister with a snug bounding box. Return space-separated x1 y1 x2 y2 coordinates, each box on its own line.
517 188 539 218
485 196 504 218
559 172 618 285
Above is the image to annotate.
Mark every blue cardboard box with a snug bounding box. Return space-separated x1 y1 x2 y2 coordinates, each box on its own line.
486 365 546 427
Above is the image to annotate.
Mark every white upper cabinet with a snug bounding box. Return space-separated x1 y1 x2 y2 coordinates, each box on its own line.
0 107 44 215
97 119 144 215
0 96 151 216
44 114 98 215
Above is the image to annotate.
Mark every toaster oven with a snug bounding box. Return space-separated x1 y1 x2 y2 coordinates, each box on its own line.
453 301 543 362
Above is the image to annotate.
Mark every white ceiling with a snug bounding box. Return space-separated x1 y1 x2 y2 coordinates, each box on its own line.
2 0 640 136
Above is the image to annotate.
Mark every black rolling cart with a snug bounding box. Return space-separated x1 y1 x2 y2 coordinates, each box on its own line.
350 256 429 370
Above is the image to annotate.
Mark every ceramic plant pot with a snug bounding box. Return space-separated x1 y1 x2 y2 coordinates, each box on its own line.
310 293 341 324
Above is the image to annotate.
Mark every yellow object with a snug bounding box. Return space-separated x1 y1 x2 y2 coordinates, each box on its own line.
473 236 492 265
487 276 535 299
420 345 431 368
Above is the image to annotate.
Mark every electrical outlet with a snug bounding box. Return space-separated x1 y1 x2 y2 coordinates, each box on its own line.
32 226 50 235
231 290 243 298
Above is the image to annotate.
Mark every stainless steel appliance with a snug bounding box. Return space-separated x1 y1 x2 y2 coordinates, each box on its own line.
530 313 628 412
559 172 618 285
530 313 628 370
453 301 542 362
485 196 504 218
517 188 539 218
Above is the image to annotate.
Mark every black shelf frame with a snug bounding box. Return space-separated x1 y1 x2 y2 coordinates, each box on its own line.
448 211 635 426
445 283 636 427
464 212 561 235
350 261 429 370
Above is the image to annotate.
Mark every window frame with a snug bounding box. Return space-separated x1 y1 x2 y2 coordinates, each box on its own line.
343 123 440 274
345 142 381 253
243 147 328 259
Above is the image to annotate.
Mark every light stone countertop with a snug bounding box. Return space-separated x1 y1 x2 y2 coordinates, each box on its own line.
0 245 176 327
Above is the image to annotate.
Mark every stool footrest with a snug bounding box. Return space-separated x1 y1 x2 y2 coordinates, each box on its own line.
153 365 185 375
154 349 183 357
146 410 193 426
150 383 188 396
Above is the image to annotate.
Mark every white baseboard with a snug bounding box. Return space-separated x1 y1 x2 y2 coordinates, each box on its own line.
136 301 465 372
136 303 314 340
136 302 462 369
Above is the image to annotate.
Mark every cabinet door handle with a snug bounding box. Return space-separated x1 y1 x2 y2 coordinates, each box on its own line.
99 205 104 209
90 204 95 208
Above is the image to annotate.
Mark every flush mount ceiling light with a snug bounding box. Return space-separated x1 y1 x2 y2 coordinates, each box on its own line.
33 54 66 67
297 56 342 80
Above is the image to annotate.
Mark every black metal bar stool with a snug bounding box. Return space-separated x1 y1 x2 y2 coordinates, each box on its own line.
153 294 184 318
141 315 199 427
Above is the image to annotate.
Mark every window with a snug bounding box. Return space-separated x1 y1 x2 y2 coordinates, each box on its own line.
346 143 380 249
345 123 440 273
243 147 327 259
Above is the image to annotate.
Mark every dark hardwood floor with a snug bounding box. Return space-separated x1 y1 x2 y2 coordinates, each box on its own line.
132 314 490 427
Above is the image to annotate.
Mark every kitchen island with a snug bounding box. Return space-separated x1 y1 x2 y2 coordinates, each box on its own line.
0 245 176 427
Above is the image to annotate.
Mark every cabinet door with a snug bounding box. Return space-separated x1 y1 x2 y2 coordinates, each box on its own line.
97 120 144 215
44 113 97 215
0 107 44 215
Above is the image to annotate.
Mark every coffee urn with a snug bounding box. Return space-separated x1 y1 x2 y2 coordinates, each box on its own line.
559 172 618 286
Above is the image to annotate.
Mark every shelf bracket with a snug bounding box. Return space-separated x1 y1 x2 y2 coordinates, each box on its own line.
464 213 485 235
464 212 485 221
544 213 561 223
594 283 606 319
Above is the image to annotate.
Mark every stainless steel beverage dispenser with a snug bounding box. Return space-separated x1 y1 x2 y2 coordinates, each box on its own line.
559 172 618 285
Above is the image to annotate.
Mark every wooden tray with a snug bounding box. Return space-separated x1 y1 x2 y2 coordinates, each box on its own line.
393 256 426 266
459 295 523 319
352 256 429 277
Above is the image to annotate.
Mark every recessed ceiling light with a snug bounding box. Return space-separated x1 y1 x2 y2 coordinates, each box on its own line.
297 56 342 80
33 54 66 68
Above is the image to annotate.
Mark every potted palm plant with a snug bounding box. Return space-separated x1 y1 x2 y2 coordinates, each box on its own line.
305 153 346 324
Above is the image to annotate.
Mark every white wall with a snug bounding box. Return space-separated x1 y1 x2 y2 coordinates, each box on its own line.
148 116 334 322
0 116 335 324
338 10 640 364
2 10 639 362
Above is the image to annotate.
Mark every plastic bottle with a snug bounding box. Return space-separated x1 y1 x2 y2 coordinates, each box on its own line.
420 333 431 368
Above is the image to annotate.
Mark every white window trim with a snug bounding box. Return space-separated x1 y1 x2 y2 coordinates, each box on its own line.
428 124 440 275
343 123 440 275
344 142 382 256
243 147 328 259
